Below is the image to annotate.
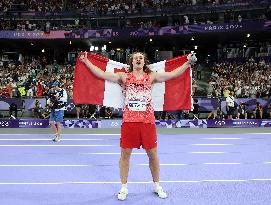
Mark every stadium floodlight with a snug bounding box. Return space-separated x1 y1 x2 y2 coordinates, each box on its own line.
94 47 99 51
246 33 251 38
194 46 198 50
90 46 95 51
41 49 45 53
191 37 195 41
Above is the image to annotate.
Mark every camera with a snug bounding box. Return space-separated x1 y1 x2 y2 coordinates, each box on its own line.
48 90 65 110
48 91 58 109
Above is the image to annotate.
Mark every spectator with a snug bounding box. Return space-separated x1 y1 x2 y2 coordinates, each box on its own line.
207 107 223 119
192 99 200 119
226 91 235 119
9 102 17 119
75 104 82 119
237 102 248 119
32 99 42 118
41 104 50 119
253 102 263 119
264 103 271 119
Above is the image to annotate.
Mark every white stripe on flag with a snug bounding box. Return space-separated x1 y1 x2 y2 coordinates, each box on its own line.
104 60 127 108
149 61 166 111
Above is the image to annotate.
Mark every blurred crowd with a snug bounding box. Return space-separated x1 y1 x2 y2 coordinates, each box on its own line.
0 0 270 31
0 58 74 99
207 58 271 98
0 0 63 12
217 41 271 59
0 0 264 13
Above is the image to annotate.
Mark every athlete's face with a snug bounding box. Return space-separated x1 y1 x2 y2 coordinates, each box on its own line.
132 53 145 70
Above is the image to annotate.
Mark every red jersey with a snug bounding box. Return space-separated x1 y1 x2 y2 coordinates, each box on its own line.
122 73 155 124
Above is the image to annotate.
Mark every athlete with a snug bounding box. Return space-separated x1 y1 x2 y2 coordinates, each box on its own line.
79 51 197 200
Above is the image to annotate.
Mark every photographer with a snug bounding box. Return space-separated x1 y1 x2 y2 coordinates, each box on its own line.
265 103 271 119
192 99 200 119
32 100 42 118
226 91 235 119
47 81 67 142
207 107 224 120
41 104 50 119
9 103 17 119
253 102 263 119
237 102 248 119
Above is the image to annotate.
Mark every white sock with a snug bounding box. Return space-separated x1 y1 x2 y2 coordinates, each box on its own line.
121 183 127 189
154 182 160 189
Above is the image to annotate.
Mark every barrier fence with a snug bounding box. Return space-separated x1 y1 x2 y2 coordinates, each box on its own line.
1 97 271 116
0 119 270 128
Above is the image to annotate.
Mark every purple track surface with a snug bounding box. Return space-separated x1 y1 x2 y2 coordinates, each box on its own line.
0 133 271 205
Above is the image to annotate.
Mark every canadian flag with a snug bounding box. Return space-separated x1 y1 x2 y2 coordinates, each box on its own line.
73 52 192 111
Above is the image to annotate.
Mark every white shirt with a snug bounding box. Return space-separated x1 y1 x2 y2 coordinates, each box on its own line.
226 96 235 107
27 88 34 97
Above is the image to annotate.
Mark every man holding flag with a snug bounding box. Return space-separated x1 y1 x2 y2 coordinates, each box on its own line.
78 51 197 200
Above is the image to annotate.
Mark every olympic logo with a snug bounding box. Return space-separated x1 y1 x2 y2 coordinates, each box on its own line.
215 120 226 126
0 120 10 127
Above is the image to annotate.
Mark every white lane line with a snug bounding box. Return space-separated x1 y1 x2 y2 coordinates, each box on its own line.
0 145 114 147
189 152 227 154
0 139 104 141
0 134 120 136
159 180 200 183
247 133 271 135
192 144 234 146
138 163 187 166
0 182 72 185
203 163 241 165
201 138 242 140
1 179 271 185
0 165 89 167
81 153 146 155
202 179 247 182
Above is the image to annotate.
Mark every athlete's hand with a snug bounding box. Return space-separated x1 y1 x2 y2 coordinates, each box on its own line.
79 52 89 64
187 51 197 66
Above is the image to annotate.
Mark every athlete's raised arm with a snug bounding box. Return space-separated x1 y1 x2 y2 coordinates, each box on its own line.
79 52 126 84
151 52 197 83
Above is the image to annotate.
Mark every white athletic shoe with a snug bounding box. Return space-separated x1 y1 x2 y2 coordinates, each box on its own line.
154 186 167 199
117 187 128 201
52 134 60 142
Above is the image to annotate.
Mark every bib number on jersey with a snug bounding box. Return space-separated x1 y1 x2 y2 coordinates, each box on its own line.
128 100 146 111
